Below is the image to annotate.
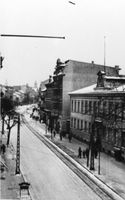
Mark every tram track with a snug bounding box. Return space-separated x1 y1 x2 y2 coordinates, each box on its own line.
21 116 124 200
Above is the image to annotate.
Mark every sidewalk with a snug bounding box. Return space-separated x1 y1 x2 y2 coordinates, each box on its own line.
25 114 125 200
0 124 31 200
0 144 24 200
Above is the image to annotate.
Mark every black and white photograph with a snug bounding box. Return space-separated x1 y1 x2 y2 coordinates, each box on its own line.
0 0 125 199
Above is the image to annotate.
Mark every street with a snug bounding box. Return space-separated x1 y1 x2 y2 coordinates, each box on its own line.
10 122 102 200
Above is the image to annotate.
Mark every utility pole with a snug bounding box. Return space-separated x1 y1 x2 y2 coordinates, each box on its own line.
15 115 20 175
89 123 95 170
104 36 106 73
2 116 5 135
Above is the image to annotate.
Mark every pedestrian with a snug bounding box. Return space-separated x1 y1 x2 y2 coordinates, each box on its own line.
86 148 89 159
86 147 89 167
60 131 62 141
68 134 72 143
68 130 72 143
78 147 82 158
1 144 6 154
83 150 86 158
56 121 60 134
94 149 98 158
52 127 56 137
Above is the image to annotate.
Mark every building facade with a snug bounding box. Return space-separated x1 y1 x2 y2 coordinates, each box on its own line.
69 71 125 161
42 59 120 133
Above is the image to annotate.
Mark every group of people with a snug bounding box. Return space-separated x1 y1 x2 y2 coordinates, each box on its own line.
30 107 40 121
78 146 99 160
78 147 89 159
47 120 61 139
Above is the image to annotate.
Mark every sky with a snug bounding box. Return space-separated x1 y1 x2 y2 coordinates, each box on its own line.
0 0 125 87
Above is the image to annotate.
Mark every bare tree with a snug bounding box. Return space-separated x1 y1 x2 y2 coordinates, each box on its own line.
1 96 17 146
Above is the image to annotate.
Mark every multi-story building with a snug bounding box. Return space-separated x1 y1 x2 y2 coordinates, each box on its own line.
43 58 120 134
69 71 125 161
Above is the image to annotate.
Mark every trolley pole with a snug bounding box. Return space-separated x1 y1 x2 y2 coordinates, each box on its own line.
15 115 20 175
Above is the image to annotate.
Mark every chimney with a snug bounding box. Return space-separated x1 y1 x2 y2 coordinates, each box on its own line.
115 65 121 76
91 61 94 64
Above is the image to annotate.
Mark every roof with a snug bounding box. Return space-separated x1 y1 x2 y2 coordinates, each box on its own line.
69 84 96 95
105 76 125 80
69 83 125 96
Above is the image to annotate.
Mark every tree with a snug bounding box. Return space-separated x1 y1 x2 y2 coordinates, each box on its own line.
1 96 17 146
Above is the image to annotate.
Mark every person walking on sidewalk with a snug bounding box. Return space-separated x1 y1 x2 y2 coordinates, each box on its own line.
60 131 62 141
52 123 57 138
56 121 60 135
86 148 89 167
1 144 6 154
68 130 72 143
78 147 82 158
83 149 86 158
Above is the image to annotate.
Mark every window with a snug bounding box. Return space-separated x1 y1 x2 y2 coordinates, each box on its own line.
105 128 109 141
74 101 76 112
74 118 76 128
71 100 73 112
71 118 73 128
88 122 91 133
89 101 92 114
81 120 83 130
93 101 96 114
106 101 109 115
84 121 87 131
113 129 116 144
114 102 119 120
85 101 88 114
78 101 80 113
109 102 113 115
117 102 122 120
103 101 106 117
81 100 83 113
122 102 125 120
121 131 125 147
77 119 79 129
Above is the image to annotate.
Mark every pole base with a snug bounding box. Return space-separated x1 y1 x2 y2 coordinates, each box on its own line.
90 166 95 170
